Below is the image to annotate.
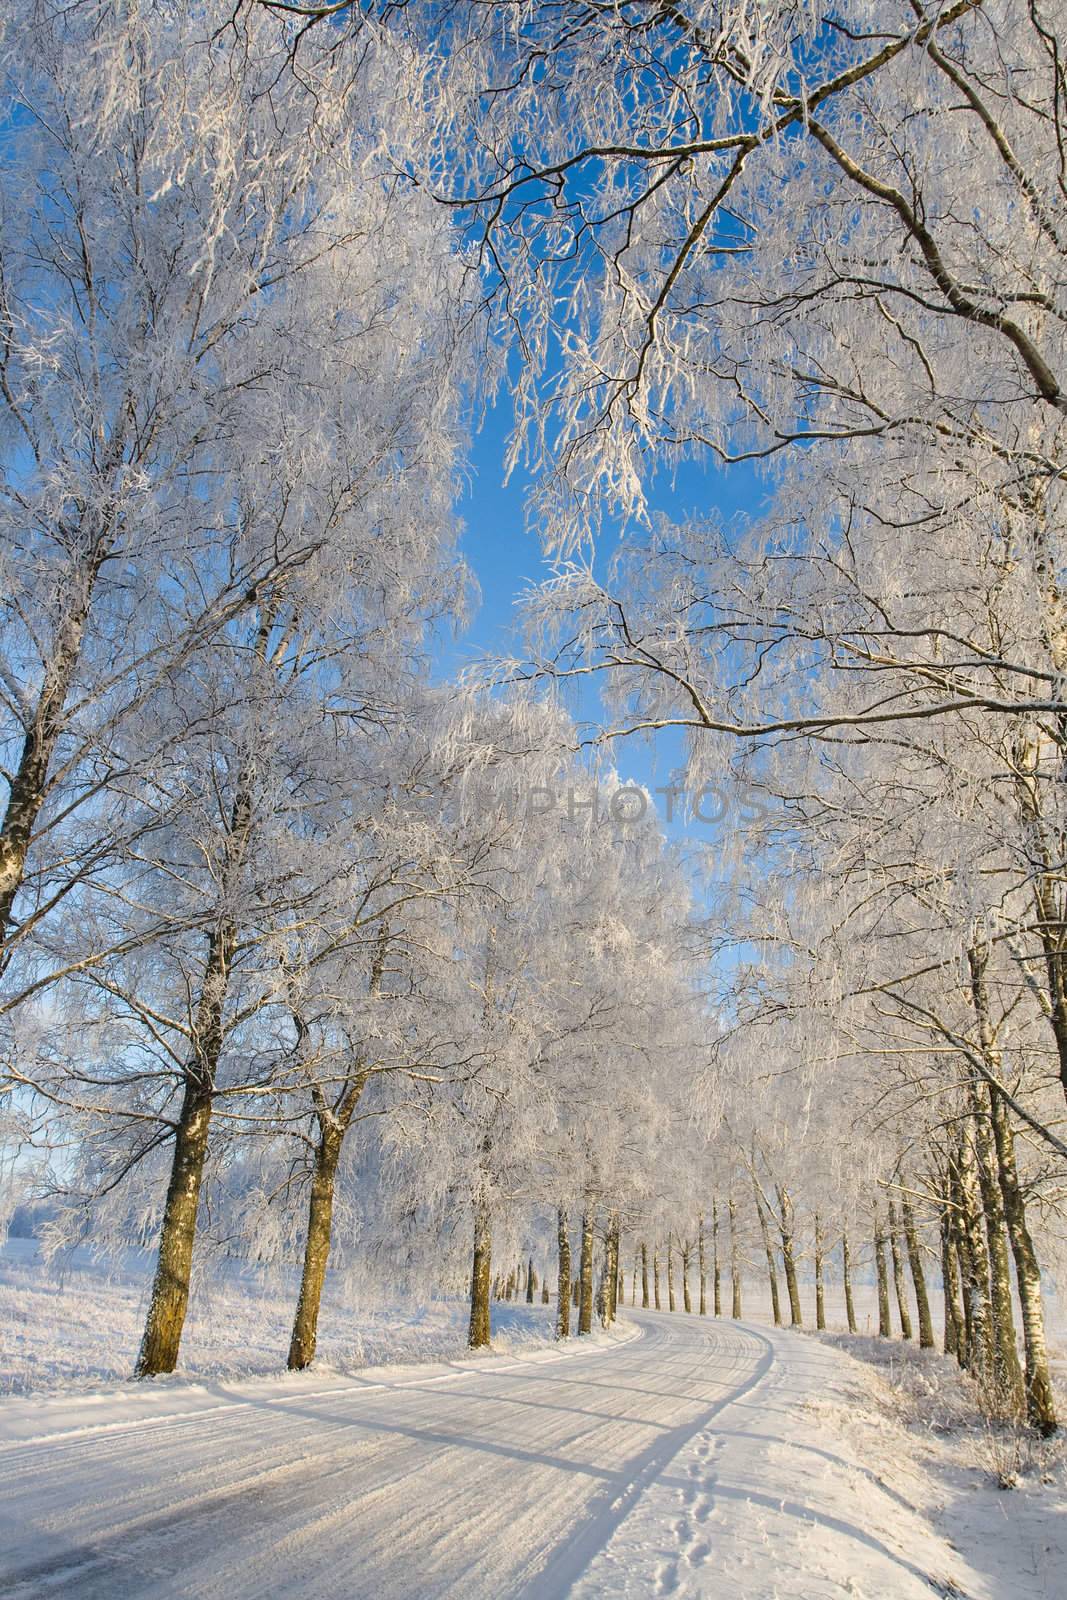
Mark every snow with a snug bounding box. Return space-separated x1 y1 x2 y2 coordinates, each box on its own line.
0 1239 574 1395
0 1265 1064 1599
2 1244 1065 1597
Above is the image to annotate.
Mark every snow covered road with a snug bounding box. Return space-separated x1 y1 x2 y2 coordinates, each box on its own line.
0 1311 1000 1599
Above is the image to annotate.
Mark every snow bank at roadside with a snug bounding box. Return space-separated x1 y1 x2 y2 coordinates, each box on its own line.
808 1332 1066 1600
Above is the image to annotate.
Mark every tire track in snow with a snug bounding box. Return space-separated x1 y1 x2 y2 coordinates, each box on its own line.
512 1322 776 1599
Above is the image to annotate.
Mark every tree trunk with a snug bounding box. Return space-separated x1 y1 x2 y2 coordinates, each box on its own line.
729 1195 742 1318
641 1240 650 1308
814 1213 826 1331
137 908 238 1378
288 1044 371 1372
874 1213 892 1338
967 947 1026 1412
755 1188 781 1325
698 1215 707 1316
841 1230 857 1333
940 1199 963 1364
0 563 101 943
136 1076 213 1377
526 1256 535 1304
602 1211 620 1326
954 1124 995 1384
468 1193 493 1349
578 1209 595 1334
681 1239 692 1314
136 693 262 1380
954 1225 975 1368
287 1124 345 1370
1012 734 1067 1106
988 1086 1058 1434
666 1232 676 1311
712 1199 722 1316
976 1108 1024 1408
653 1248 661 1310
887 1199 913 1340
901 1196 934 1349
776 1187 802 1327
556 1207 571 1339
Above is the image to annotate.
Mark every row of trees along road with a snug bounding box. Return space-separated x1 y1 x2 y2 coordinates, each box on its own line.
1 0 1065 1437
0 0 711 1389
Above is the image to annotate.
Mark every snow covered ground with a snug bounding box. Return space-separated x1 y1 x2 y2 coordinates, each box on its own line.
1 1243 1065 1597
0 1238 570 1393
0 1308 1063 1599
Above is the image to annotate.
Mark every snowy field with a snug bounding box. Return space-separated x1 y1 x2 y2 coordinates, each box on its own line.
1 1241 1065 1598
0 1238 574 1394
9 1234 1063 1398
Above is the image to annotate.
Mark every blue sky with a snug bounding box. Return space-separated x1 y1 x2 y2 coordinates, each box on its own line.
439 392 767 856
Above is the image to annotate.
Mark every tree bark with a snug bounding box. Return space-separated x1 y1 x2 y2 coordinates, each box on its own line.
814 1213 826 1332
653 1247 661 1310
666 1232 676 1312
887 1199 913 1340
967 946 1026 1412
602 1210 620 1325
526 1256 535 1304
137 904 239 1377
973 1099 1024 1406
286 1035 372 1373
712 1198 722 1316
1012 731 1067 1106
988 1087 1058 1434
698 1215 707 1316
578 1209 595 1334
954 1123 995 1384
681 1238 692 1314
556 1207 571 1339
0 552 104 944
729 1195 742 1318
874 1212 892 1338
641 1240 650 1308
287 1128 342 1370
841 1230 858 1333
901 1196 935 1349
954 1223 975 1367
136 1076 214 1377
468 1193 493 1349
755 1187 781 1325
776 1186 802 1327
940 1198 964 1364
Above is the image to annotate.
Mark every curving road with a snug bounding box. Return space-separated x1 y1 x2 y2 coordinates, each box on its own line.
0 1311 975 1599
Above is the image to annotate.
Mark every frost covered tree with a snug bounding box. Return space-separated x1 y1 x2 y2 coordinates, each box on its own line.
257 2 1067 561
0 2 454 985
0 0 474 1375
